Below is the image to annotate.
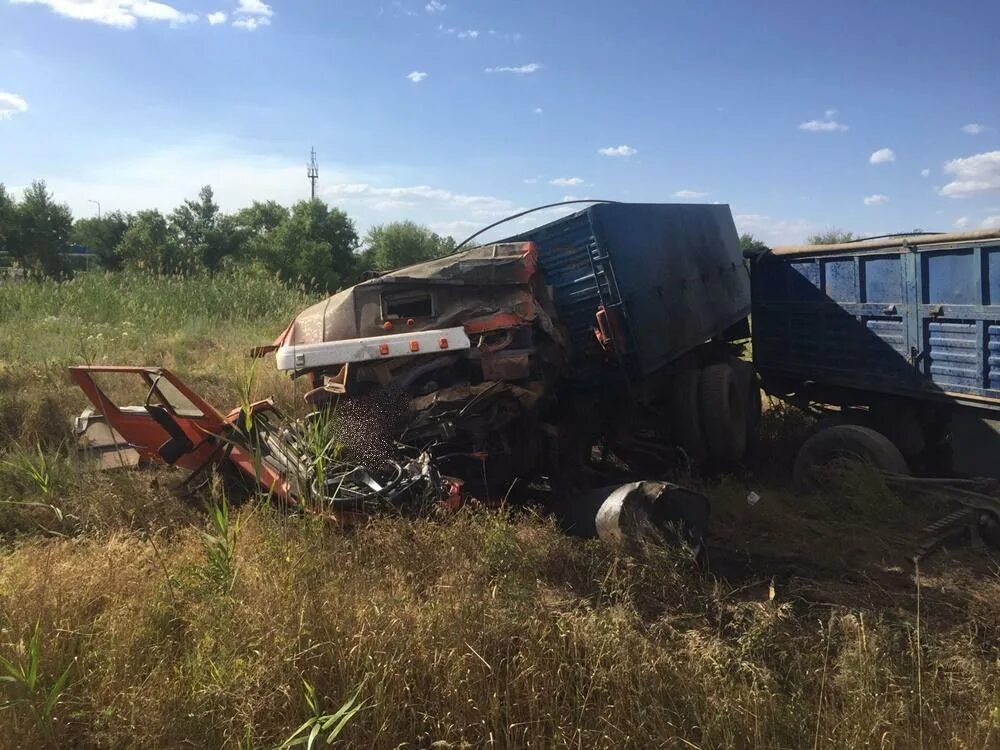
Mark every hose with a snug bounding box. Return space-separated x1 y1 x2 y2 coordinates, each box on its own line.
453 199 621 253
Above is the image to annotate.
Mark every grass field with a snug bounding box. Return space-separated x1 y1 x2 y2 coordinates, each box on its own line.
0 272 998 748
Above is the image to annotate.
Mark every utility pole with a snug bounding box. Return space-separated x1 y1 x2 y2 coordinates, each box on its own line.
307 147 319 200
88 199 101 219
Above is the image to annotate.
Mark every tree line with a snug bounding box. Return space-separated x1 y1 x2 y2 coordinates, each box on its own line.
0 181 457 291
739 230 857 252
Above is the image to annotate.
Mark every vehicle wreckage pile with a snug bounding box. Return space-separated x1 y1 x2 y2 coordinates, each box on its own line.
70 203 1000 557
72 213 731 548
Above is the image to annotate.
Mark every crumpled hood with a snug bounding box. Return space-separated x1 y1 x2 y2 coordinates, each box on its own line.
277 242 547 346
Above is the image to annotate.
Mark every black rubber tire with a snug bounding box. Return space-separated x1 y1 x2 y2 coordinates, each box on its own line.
699 362 748 466
670 368 708 465
730 358 762 446
793 424 909 492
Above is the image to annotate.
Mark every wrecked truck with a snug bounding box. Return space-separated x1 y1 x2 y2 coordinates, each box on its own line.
70 202 756 544
266 202 759 516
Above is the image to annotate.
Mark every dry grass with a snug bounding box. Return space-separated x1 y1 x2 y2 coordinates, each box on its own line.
1 272 998 748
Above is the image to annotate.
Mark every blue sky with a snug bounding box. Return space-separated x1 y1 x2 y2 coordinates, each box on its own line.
2 0 1000 244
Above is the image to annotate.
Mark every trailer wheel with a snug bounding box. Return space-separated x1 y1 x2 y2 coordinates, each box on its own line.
793 424 908 492
671 368 708 466
699 362 748 466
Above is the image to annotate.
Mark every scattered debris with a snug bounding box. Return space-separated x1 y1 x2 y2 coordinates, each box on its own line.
68 366 458 524
882 473 1000 559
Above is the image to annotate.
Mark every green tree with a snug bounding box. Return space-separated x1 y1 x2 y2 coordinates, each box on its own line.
363 221 455 272
0 184 16 264
808 229 856 245
115 209 187 274
739 233 767 252
236 200 289 236
13 181 74 278
264 200 359 291
170 185 238 271
233 200 290 262
72 211 132 270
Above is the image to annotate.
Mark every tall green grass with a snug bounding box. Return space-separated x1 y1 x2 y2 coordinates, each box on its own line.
0 272 998 748
0 270 314 448
0 269 313 365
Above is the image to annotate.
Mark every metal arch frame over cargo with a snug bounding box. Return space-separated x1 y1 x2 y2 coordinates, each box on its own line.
502 202 751 392
752 229 1000 410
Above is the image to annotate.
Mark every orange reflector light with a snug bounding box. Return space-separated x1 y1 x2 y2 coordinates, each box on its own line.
410 340 420 352
439 337 449 349
379 343 390 356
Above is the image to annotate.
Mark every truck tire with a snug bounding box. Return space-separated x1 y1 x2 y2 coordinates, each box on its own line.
699 362 748 466
730 359 762 446
671 368 708 466
793 424 908 492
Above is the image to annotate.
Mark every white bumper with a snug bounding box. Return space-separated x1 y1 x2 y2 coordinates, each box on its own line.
275 326 472 372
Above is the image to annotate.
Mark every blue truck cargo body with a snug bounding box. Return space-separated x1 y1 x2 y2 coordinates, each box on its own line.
752 230 1000 410
504 202 751 390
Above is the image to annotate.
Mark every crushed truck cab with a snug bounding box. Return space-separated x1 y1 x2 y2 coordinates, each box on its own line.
267 202 757 502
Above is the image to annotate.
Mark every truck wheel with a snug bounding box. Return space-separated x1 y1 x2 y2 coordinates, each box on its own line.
699 362 748 466
793 424 908 492
671 368 708 466
730 359 762 447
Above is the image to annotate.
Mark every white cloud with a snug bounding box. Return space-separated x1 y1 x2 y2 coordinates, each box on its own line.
425 0 445 11
207 11 225 24
235 0 271 16
523 178 538 184
869 147 896 164
29 140 579 243
734 213 817 245
429 219 482 238
487 29 523 42
954 216 969 229
391 1 416 17
0 92 29 120
485 63 542 74
43 143 321 218
598 144 637 157
10 0 197 28
939 151 1000 198
439 26 479 39
982 216 1000 229
549 177 584 186
921 168 931 177
864 194 889 206
406 71 427 83
233 15 268 30
798 115 849 132
674 189 708 200
533 107 542 115
325 182 516 222
962 123 989 135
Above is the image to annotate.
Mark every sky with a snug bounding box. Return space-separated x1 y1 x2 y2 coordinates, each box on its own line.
2 0 1000 245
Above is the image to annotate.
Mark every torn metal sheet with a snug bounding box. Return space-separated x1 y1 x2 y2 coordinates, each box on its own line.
74 409 140 470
